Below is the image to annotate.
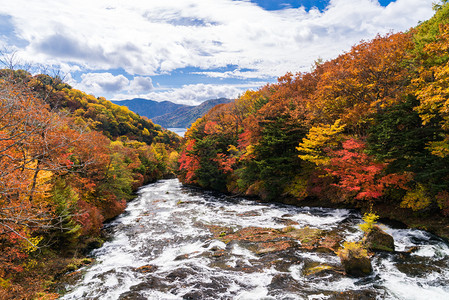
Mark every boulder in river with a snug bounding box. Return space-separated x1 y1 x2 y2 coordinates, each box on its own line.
338 242 373 277
363 225 395 252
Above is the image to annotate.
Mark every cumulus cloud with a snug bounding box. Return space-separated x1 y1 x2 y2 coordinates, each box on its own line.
1 0 435 73
77 73 130 95
129 76 154 93
36 33 108 63
114 82 264 105
75 72 154 96
0 0 436 100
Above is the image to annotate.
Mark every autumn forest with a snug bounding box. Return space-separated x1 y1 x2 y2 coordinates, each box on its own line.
2 1 449 299
0 67 180 297
178 5 449 235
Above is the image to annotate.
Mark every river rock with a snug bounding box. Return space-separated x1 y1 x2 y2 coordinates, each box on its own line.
338 242 373 277
331 290 378 299
166 267 195 281
340 255 373 277
363 225 395 252
273 217 299 226
268 274 301 294
136 264 158 273
129 277 171 292
183 291 203 299
118 291 146 300
303 263 334 277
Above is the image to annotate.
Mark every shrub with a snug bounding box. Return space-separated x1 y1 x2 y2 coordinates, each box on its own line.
359 212 379 233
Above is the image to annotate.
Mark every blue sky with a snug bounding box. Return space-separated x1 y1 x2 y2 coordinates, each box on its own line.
0 0 436 105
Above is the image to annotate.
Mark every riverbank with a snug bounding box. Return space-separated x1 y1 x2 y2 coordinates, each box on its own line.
185 181 449 242
275 195 449 242
24 179 448 299
60 179 449 299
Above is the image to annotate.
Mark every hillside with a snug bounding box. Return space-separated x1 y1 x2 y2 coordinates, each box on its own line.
178 3 449 238
112 98 231 128
0 70 181 298
152 98 231 128
111 98 190 119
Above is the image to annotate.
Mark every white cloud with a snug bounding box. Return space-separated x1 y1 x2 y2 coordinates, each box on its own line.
113 82 265 105
0 0 436 100
129 76 154 93
75 72 154 96
77 73 130 95
192 69 274 80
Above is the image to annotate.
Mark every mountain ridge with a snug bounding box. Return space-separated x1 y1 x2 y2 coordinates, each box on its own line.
152 98 231 128
111 98 190 120
112 97 231 128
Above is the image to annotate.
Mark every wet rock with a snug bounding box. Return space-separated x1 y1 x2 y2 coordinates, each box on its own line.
183 290 203 299
201 240 212 248
203 224 234 238
176 200 196 205
237 210 261 217
136 264 158 273
273 217 299 226
209 253 271 273
363 226 395 252
207 224 343 256
254 240 298 255
210 249 227 257
286 227 323 250
220 227 284 243
210 244 226 252
268 274 301 293
303 263 334 277
271 253 302 272
170 276 231 299
405 246 419 253
329 290 379 299
285 227 321 240
317 232 344 252
340 255 373 277
189 278 230 298
118 291 146 300
166 268 195 281
395 262 440 277
338 243 373 277
354 274 380 286
82 238 104 255
57 269 84 287
216 226 302 255
225 240 237 251
174 252 201 260
93 269 116 281
129 277 171 292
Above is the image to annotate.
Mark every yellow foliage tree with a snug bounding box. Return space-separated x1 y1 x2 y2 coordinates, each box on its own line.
400 183 432 211
297 119 346 165
414 24 449 157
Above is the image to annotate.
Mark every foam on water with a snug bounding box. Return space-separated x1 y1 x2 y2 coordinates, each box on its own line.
62 179 449 299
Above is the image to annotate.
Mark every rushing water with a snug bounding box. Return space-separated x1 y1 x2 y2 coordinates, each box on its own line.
62 179 449 300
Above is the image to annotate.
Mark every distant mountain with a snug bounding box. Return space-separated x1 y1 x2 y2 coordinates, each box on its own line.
152 98 232 128
112 98 232 129
111 98 190 119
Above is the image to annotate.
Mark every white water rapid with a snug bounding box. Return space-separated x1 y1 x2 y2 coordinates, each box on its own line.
62 179 449 300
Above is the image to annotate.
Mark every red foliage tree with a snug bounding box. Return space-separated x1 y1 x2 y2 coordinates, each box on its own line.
178 140 200 184
325 138 407 201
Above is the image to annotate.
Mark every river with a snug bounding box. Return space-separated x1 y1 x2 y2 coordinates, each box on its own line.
62 179 449 299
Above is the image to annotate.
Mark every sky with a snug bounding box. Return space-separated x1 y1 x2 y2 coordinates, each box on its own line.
0 0 436 105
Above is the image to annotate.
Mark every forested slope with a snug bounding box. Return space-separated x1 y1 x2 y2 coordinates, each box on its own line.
152 98 231 128
0 69 180 298
178 4 449 237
